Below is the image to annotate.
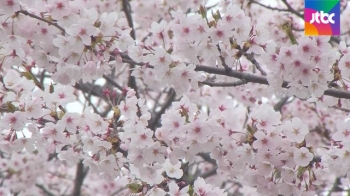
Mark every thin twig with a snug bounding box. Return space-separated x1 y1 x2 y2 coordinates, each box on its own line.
110 186 128 196
35 184 56 196
250 0 291 12
103 74 123 90
281 0 304 18
217 44 231 72
236 45 267 76
18 10 66 35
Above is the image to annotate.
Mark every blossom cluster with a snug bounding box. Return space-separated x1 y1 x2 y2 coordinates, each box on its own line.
1 0 350 196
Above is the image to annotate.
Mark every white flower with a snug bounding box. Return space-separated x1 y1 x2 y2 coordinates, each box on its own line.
163 159 183 179
283 117 309 143
294 147 313 167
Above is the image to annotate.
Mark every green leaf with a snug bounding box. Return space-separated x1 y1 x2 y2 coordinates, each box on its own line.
211 10 222 22
199 5 207 19
50 83 54 93
297 166 307 179
7 102 16 113
22 71 33 80
188 185 194 196
127 183 143 193
282 22 298 45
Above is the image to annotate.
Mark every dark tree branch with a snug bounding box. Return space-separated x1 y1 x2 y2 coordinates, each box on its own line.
103 74 123 91
195 65 350 99
148 88 176 130
323 89 350 99
273 96 290 111
81 90 100 114
183 165 218 186
195 65 286 86
327 177 343 196
122 0 139 100
71 160 88 196
239 49 267 76
201 80 248 87
179 153 218 187
74 82 111 102
114 53 350 100
217 45 231 72
122 0 135 40
198 153 217 165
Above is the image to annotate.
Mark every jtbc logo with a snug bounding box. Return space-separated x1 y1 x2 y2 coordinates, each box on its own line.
310 11 335 24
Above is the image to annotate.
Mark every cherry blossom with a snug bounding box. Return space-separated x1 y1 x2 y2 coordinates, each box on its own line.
283 117 309 143
168 181 189 196
66 18 99 46
250 104 281 130
1 0 350 195
252 130 276 150
332 120 350 143
2 111 26 131
163 159 183 179
293 147 314 167
0 0 21 16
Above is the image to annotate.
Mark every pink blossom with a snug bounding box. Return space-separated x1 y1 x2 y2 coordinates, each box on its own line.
253 131 276 150
294 147 313 167
0 1 349 195
2 111 26 131
332 120 350 142
47 0 71 19
168 181 189 196
66 19 98 46
250 104 281 130
283 117 309 143
0 0 21 16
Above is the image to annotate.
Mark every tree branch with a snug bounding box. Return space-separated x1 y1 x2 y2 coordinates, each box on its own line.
122 0 135 40
36 184 56 196
280 0 304 18
148 88 176 130
273 96 290 111
196 65 284 86
327 177 343 196
116 52 350 100
71 160 88 196
200 80 248 87
198 153 217 165
250 0 292 12
195 65 350 100
18 10 66 35
110 186 128 196
237 46 267 76
103 74 123 91
122 0 139 100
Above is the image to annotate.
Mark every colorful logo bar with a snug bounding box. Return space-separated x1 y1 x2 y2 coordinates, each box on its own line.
304 0 340 36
